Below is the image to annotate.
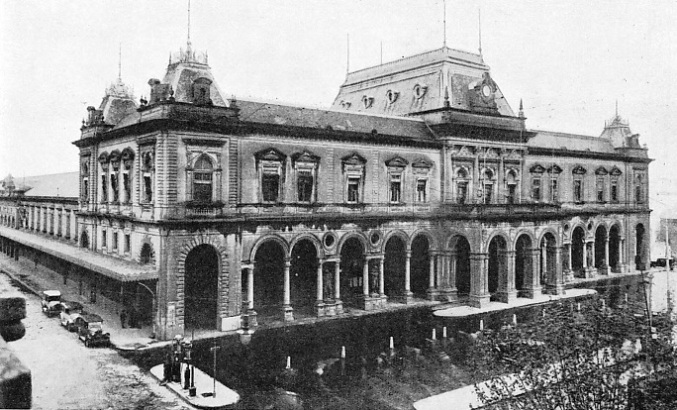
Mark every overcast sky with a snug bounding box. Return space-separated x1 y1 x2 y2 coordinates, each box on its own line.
1 0 675 218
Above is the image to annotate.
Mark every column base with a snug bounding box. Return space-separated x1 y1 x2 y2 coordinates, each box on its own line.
583 267 597 279
315 301 326 317
597 265 609 275
334 300 344 315
360 295 387 311
520 286 542 299
241 310 258 329
437 288 458 303
282 305 294 322
426 288 440 301
563 269 575 283
402 291 414 304
469 293 491 308
323 300 337 316
495 290 518 303
544 283 565 295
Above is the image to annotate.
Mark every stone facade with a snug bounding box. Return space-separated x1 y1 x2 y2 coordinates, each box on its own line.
0 39 651 341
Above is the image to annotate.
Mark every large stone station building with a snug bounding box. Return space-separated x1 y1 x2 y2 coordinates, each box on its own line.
0 32 651 340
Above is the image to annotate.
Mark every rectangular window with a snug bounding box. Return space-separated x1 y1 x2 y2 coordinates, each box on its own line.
574 179 583 202
550 178 559 202
124 234 130 253
347 177 360 203
101 175 107 202
144 175 152 202
390 174 402 203
635 184 643 203
611 181 618 202
123 173 131 203
457 182 468 204
83 179 89 201
297 171 313 202
262 173 280 202
102 230 107 249
507 184 516 204
597 178 605 202
112 232 118 251
531 178 541 201
484 183 493 204
416 179 427 202
110 174 119 202
193 172 213 202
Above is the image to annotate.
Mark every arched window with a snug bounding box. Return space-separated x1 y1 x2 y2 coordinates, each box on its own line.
193 155 213 202
506 170 517 204
140 243 153 265
456 168 469 204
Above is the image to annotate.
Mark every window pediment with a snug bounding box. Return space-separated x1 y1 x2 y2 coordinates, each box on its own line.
385 156 409 169
572 165 587 175
342 152 367 167
412 157 433 169
595 166 608 176
548 164 562 174
98 152 109 164
255 148 286 164
291 150 320 167
530 164 546 174
610 166 622 176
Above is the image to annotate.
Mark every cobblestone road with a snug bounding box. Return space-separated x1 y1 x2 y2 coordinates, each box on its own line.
2 273 190 410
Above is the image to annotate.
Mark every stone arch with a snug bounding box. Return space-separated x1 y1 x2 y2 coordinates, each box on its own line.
449 234 472 295
381 229 409 254
487 234 509 300
182 243 221 330
445 231 472 251
249 234 290 263
410 232 432 296
609 223 623 273
289 233 324 259
337 231 369 255
511 229 536 252
571 225 587 277
289 237 320 309
515 233 533 297
408 229 438 252
538 228 561 248
484 231 510 253
595 224 608 274
384 233 408 298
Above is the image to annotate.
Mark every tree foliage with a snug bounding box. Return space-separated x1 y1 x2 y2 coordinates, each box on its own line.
467 295 677 409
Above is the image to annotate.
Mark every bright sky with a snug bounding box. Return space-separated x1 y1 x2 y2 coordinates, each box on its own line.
1 0 675 222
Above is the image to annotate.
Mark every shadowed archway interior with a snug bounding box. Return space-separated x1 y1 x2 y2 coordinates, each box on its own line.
184 244 219 330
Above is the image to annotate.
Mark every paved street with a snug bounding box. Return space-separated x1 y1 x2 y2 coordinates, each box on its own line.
2 273 190 410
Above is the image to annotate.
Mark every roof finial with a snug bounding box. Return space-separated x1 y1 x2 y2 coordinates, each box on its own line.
118 43 122 80
187 0 192 50
443 0 447 48
478 8 483 56
346 33 350 74
518 99 524 118
615 99 618 117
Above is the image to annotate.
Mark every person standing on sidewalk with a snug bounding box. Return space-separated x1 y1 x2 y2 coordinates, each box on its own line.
120 308 127 329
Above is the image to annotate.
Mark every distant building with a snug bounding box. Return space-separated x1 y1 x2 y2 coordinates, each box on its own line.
0 26 651 340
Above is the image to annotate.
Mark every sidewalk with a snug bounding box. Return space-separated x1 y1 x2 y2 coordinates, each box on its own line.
0 254 165 351
149 364 240 409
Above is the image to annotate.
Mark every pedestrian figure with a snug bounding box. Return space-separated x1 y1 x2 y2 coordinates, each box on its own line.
120 308 127 329
183 364 191 390
161 350 172 385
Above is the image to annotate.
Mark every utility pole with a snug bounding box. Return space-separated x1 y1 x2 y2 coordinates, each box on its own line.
210 341 220 398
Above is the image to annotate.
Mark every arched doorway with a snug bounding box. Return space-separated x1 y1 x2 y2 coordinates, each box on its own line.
595 225 608 274
609 224 621 272
451 235 471 296
290 239 318 311
515 235 532 297
384 236 406 298
410 235 430 296
572 226 586 277
541 233 558 290
340 237 365 304
140 243 153 264
253 240 286 313
636 223 646 270
184 244 219 330
80 231 89 248
488 235 507 301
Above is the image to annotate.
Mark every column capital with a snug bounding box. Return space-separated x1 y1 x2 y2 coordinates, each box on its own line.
366 253 384 260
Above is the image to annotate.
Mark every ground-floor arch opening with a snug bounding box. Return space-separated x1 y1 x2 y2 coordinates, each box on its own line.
184 244 219 330
80 231 89 248
540 233 558 290
609 224 621 272
410 235 430 296
488 235 507 301
636 223 646 270
515 234 533 297
253 240 286 313
572 226 586 277
340 237 365 305
290 239 318 310
595 225 608 274
384 236 406 299
451 236 471 296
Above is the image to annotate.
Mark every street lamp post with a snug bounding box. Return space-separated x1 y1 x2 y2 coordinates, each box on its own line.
209 340 220 398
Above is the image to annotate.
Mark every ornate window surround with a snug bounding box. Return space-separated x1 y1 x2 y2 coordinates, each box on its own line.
342 152 367 204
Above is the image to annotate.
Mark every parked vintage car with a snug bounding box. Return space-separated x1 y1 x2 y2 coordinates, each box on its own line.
74 314 111 348
41 290 62 317
59 301 85 331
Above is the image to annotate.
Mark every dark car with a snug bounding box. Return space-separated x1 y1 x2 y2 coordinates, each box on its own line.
41 290 62 317
59 301 85 332
74 314 111 348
